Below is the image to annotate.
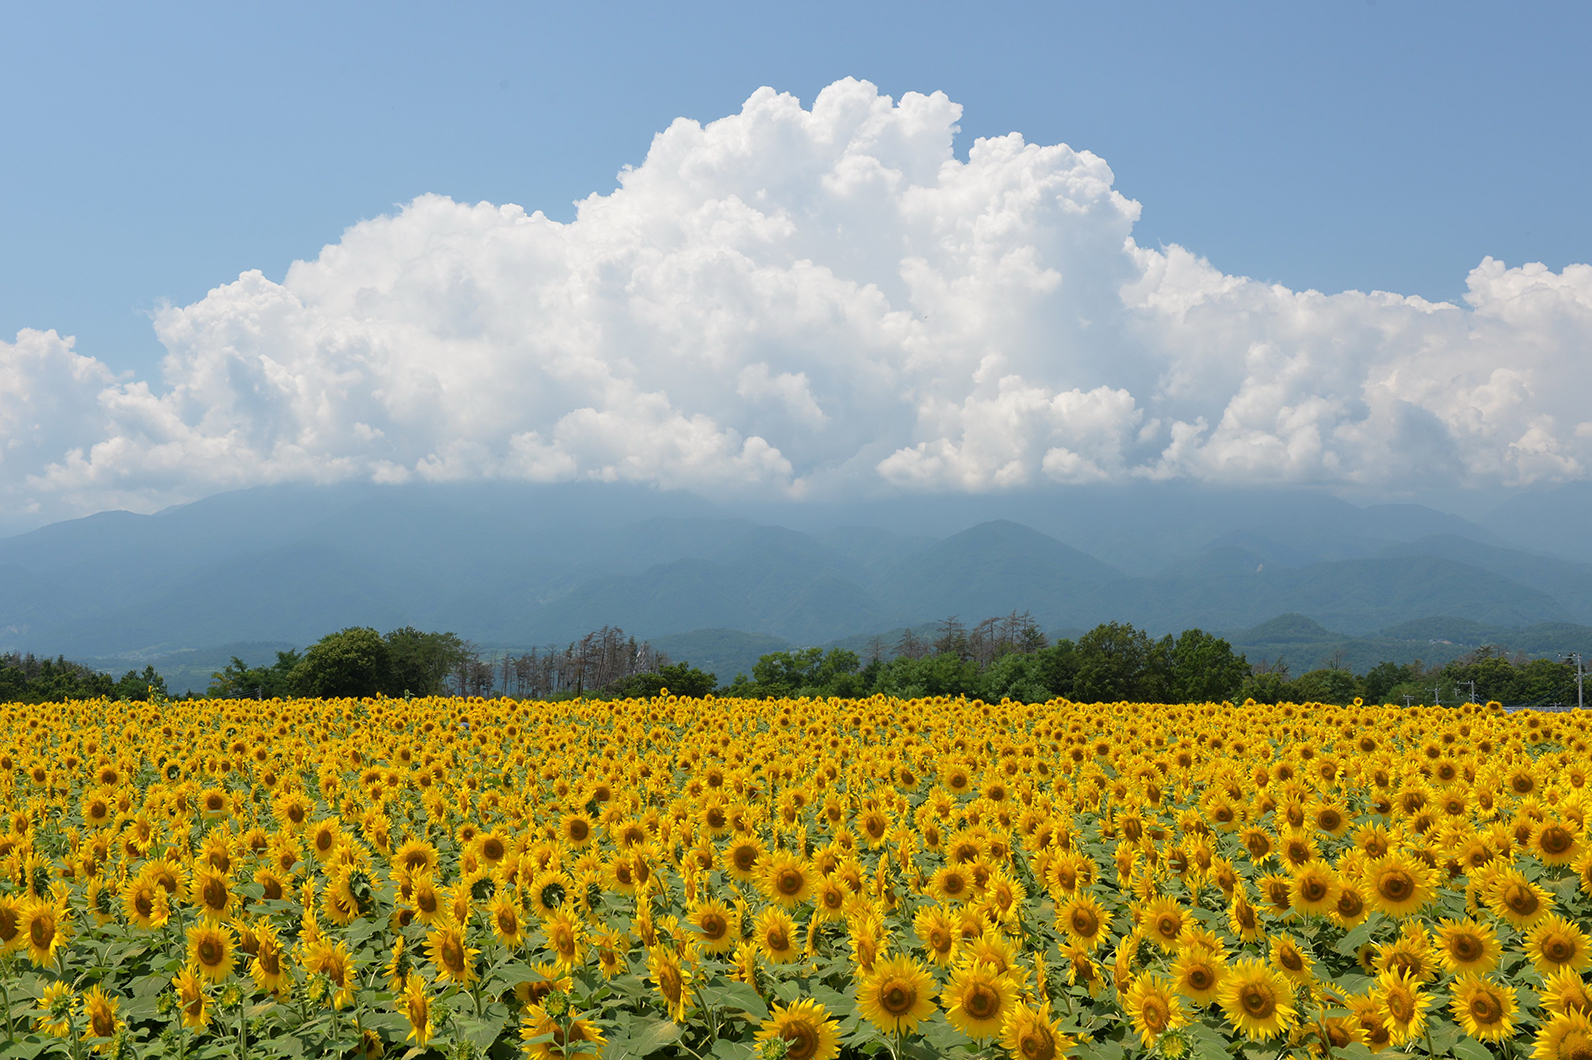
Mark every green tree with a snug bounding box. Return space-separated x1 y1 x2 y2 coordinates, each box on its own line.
982 652 1053 703
385 627 469 696
1073 622 1167 702
290 628 392 698
207 650 302 699
1362 660 1420 704
114 665 168 701
1169 629 1248 703
1289 668 1361 704
612 660 719 699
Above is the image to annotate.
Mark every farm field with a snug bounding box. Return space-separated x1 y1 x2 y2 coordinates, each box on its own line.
0 693 1586 1060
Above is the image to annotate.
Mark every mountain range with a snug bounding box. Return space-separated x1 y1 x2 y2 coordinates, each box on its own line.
5 480 1592 685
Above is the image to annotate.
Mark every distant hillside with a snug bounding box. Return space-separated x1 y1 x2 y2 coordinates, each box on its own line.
647 629 792 685
3 480 1588 664
1226 613 1592 674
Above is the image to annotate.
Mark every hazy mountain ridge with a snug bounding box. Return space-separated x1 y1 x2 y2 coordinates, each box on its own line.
4 481 1592 665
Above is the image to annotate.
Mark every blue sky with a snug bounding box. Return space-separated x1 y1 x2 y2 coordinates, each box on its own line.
6 1 1586 378
2 2 1590 528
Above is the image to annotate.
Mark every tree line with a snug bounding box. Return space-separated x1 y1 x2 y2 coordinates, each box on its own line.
6 615 1583 706
0 653 167 704
724 613 1585 707
723 614 1251 703
205 624 715 701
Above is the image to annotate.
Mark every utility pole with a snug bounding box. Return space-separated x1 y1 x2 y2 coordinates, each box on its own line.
1566 653 1585 710
1402 693 1414 708
1432 684 1443 707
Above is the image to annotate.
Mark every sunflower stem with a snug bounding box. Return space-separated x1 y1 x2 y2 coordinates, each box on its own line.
0 960 12 1044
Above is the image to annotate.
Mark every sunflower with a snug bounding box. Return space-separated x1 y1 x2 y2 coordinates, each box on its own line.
1363 852 1436 918
190 865 234 921
755 998 840 1060
519 1001 607 1060
1256 872 1294 916
723 836 765 882
1143 896 1189 952
80 985 122 1049
526 869 572 918
594 928 630 978
1529 914 1592 976
912 904 959 965
1172 948 1227 1006
1333 882 1370 929
1056 892 1112 952
646 946 692 1023
0 895 23 954
20 897 68 968
541 909 584 968
999 999 1072 1060
122 875 170 930
754 906 802 964
1374 967 1433 1046
560 811 596 847
487 892 527 949
930 864 975 904
1534 1008 1592 1060
1543 968 1592 1018
411 876 444 925
1449 975 1517 1042
761 851 814 908
173 966 210 1029
393 837 440 878
1269 935 1314 984
942 960 1017 1042
81 790 114 828
1228 894 1264 943
401 973 434 1050
686 898 740 955
306 817 341 862
1433 917 1502 976
34 980 71 1037
855 953 937 1035
187 922 236 981
250 922 289 995
1487 866 1555 929
304 938 357 1010
1289 862 1340 916
1374 924 1438 983
1532 819 1584 867
809 874 848 924
426 919 478 986
513 962 575 1008
1345 992 1394 1054
1217 958 1297 1041
1123 973 1187 1047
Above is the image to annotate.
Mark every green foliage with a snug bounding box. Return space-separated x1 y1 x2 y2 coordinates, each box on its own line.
608 660 719 699
206 650 302 699
384 626 469 696
0 652 167 703
1071 622 1170 703
1169 628 1249 703
287 627 392 698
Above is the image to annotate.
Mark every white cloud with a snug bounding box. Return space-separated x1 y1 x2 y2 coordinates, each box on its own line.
5 77 1592 524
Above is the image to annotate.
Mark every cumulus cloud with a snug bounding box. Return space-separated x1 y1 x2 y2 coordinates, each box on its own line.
5 77 1592 523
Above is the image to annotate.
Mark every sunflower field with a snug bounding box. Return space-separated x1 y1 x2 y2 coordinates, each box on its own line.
0 693 1587 1060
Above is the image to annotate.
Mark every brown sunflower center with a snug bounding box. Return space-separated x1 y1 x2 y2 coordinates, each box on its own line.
965 984 1000 1020
1378 870 1413 901
1505 884 1540 917
1469 993 1503 1024
881 981 915 1016
1241 984 1275 1018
